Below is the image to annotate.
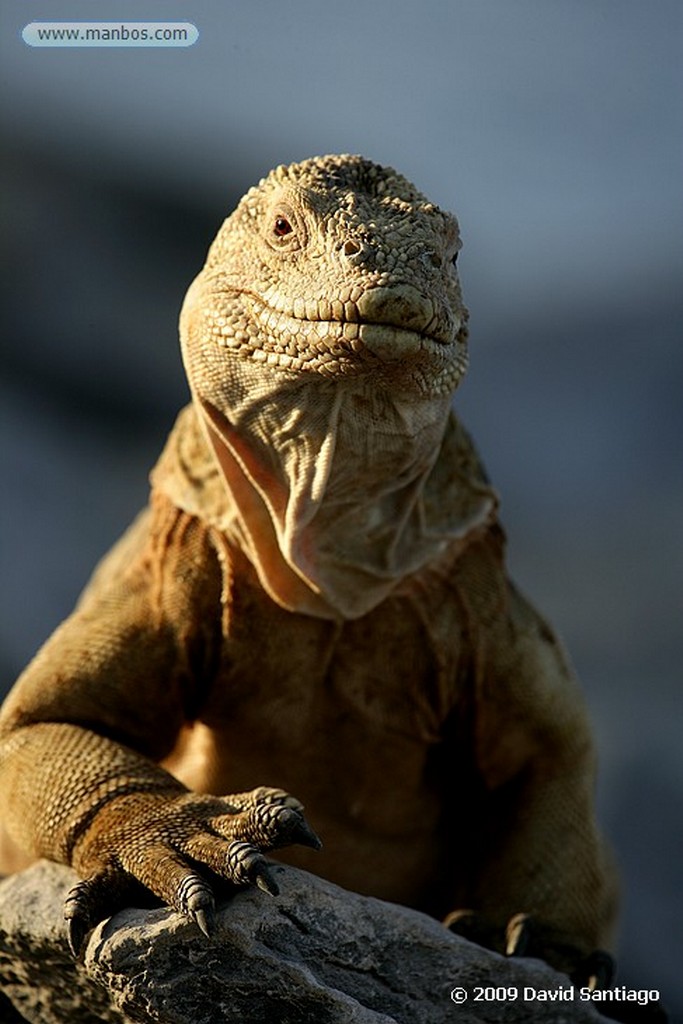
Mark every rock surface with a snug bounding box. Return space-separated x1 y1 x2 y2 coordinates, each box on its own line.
0 863 124 1023
0 861 605 1024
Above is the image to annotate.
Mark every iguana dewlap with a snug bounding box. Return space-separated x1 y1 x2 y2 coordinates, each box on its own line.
0 154 616 979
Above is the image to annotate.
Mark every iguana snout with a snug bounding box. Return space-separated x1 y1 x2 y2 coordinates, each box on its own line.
356 285 437 336
355 284 463 361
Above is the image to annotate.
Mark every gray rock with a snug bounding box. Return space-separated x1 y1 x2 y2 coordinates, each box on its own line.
0 862 126 1023
0 860 603 1024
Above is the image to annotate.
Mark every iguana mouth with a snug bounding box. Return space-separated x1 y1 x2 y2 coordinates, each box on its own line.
357 322 450 360
209 288 464 373
257 282 456 344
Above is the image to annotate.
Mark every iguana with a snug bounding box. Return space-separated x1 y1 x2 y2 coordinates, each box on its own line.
0 154 616 981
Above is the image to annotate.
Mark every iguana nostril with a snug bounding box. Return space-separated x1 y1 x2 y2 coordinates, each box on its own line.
342 239 361 256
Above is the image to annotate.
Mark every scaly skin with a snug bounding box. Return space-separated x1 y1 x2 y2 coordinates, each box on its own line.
0 155 616 981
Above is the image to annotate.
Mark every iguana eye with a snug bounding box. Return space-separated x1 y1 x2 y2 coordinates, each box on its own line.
265 200 306 251
274 217 293 237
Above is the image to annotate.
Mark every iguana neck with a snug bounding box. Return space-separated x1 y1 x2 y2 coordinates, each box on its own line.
153 363 497 621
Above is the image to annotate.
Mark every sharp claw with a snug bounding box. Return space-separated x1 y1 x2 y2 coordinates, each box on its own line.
251 802 323 852
254 862 280 897
227 839 280 896
444 908 477 934
444 909 498 951
193 905 214 939
63 868 137 956
64 879 97 957
268 807 322 851
572 950 615 990
66 912 89 957
505 913 531 957
289 815 323 851
177 873 216 939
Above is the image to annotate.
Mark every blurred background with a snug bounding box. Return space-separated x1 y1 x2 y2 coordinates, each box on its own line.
1 0 681 1016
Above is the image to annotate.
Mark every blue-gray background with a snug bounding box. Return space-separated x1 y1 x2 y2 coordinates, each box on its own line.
1 1 681 1016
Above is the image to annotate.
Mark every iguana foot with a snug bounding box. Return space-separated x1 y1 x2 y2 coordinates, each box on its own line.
444 908 613 986
65 786 321 955
444 913 668 1022
505 913 616 989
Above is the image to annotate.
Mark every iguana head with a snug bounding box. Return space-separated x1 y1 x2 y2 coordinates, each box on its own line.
184 153 469 398
176 156 494 620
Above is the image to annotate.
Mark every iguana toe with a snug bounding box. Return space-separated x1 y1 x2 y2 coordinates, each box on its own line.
64 884 92 957
445 908 614 986
502 913 614 983
226 838 278 894
64 868 134 956
209 789 322 852
505 912 532 957
443 908 499 950
175 872 216 938
570 948 615 990
264 805 323 851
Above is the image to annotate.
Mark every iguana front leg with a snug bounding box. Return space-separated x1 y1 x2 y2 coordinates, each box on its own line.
4 724 319 954
0 499 319 953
